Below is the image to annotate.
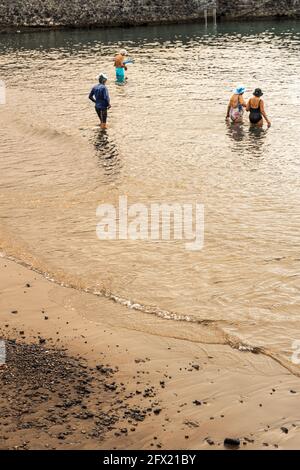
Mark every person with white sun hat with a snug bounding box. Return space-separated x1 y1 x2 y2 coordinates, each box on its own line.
89 73 111 130
114 49 128 85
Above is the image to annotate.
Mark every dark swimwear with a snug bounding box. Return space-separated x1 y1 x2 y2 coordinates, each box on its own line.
95 107 108 124
249 99 262 124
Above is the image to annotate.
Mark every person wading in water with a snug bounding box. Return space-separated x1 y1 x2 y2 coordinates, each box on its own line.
226 86 247 123
246 88 271 128
114 49 128 85
89 73 111 130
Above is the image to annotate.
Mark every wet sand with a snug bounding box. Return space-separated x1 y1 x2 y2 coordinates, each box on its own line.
1 23 300 382
1 256 300 450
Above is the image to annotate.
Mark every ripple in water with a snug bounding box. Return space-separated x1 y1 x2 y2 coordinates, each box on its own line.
0 20 300 374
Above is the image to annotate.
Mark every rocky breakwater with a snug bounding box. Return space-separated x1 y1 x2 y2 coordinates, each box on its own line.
0 0 217 31
0 1 300 32
218 0 300 19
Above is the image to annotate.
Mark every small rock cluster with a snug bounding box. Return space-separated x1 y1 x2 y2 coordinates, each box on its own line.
0 340 158 449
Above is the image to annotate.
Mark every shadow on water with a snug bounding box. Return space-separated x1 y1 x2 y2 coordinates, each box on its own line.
246 126 268 160
226 121 268 162
92 130 122 183
226 121 246 144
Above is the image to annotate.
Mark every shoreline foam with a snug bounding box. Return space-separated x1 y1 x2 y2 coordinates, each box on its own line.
1 255 300 450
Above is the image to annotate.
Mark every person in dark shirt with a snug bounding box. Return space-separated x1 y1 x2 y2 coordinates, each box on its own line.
89 73 111 130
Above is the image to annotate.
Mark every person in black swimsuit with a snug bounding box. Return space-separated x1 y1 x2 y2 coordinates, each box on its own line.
246 88 271 128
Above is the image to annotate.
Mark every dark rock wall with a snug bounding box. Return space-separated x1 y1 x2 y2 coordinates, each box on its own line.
0 0 216 29
218 0 300 19
0 1 299 31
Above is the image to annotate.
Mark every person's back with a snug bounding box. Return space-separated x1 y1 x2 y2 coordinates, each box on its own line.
89 74 111 130
246 89 271 128
226 86 246 123
114 49 128 84
230 94 245 111
114 53 124 69
90 83 110 110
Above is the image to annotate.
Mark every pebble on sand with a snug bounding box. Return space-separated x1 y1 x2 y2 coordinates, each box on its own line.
224 438 240 448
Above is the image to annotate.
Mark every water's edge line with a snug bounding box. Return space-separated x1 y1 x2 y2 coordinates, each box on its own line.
1 248 299 379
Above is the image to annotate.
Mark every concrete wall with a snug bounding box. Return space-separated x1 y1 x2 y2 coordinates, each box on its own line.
0 0 299 31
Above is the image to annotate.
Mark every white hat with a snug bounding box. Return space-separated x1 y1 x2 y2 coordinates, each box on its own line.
98 73 108 82
120 49 128 56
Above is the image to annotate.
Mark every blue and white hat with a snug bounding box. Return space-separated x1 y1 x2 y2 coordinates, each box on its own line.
233 85 246 95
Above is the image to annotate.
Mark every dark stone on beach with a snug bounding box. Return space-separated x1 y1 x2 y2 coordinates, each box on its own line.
25 283 31 288
244 437 255 443
224 438 240 448
193 400 202 406
105 383 117 391
96 364 114 375
44 316 49 320
39 338 46 344
206 438 215 446
124 408 146 422
153 408 162 415
290 390 297 394
11 310 18 314
281 427 289 434
192 364 200 371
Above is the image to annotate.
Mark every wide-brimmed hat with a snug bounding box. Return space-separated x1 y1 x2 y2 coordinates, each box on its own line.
234 86 246 95
253 88 263 97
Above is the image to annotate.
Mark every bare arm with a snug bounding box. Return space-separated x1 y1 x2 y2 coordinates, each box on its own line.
260 100 271 127
226 102 231 118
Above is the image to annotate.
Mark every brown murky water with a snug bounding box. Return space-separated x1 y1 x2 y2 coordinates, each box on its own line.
0 21 299 372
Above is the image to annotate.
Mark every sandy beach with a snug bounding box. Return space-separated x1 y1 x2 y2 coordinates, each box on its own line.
1 255 300 450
